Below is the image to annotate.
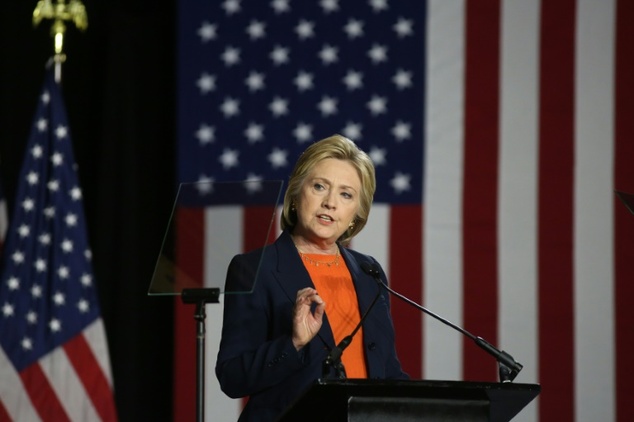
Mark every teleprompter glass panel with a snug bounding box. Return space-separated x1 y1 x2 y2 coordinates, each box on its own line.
148 180 283 296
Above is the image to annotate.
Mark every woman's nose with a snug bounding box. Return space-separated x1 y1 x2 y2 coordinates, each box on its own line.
322 192 335 209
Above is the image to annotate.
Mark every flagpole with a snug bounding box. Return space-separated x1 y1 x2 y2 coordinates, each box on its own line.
32 0 88 82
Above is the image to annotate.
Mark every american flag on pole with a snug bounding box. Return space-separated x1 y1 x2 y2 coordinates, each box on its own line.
175 1 634 421
0 67 118 421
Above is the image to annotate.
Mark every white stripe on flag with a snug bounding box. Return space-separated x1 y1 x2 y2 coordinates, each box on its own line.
424 0 466 381
574 0 616 420
83 319 114 388
0 346 42 422
204 206 243 290
40 346 100 421
498 1 540 421
350 204 390 276
204 207 243 422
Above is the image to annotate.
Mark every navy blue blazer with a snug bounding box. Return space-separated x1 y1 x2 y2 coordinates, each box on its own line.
215 230 408 422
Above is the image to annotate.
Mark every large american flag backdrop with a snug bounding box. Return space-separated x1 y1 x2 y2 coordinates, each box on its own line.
0 68 118 421
174 1 634 421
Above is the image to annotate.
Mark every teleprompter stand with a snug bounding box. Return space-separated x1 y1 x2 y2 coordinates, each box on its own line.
148 180 284 422
278 379 540 422
180 288 220 422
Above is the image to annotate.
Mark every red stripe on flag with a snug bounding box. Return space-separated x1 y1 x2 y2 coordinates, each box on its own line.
243 207 278 250
63 334 117 421
173 207 205 422
20 363 71 422
389 205 423 378
614 1 634 420
462 0 501 382
538 1 577 421
0 399 11 422
240 206 278 409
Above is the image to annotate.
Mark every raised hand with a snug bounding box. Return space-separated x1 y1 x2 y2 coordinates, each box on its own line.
291 287 325 350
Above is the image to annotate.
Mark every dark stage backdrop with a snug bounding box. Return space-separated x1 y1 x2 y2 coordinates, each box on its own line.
0 1 176 421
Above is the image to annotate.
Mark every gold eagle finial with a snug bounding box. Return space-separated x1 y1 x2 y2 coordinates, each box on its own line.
33 0 88 55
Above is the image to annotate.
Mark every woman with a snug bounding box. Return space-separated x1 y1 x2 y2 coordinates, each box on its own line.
215 134 408 422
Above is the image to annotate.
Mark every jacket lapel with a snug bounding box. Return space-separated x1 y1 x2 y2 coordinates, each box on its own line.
270 231 336 348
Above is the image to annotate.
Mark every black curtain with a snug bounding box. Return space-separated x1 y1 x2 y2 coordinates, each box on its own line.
0 1 176 421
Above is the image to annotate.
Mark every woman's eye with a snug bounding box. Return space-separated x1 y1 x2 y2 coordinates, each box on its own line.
341 192 352 199
313 183 325 191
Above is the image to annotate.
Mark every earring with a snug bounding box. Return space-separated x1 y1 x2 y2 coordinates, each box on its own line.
291 202 296 211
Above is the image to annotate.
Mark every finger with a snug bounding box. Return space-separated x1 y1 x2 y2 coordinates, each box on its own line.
296 288 318 302
308 291 323 304
298 287 318 296
313 301 325 320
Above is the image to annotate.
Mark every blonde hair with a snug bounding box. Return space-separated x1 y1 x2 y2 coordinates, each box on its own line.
280 134 376 245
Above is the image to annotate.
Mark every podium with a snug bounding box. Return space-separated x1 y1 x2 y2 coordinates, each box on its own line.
278 379 540 422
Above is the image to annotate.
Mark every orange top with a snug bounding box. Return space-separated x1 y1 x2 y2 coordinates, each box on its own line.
300 253 368 378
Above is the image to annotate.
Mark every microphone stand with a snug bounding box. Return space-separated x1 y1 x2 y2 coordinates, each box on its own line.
361 262 523 383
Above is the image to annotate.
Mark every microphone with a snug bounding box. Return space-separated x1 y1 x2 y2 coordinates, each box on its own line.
322 266 383 379
360 262 523 383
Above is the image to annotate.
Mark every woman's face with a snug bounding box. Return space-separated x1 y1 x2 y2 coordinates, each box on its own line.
294 158 361 248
